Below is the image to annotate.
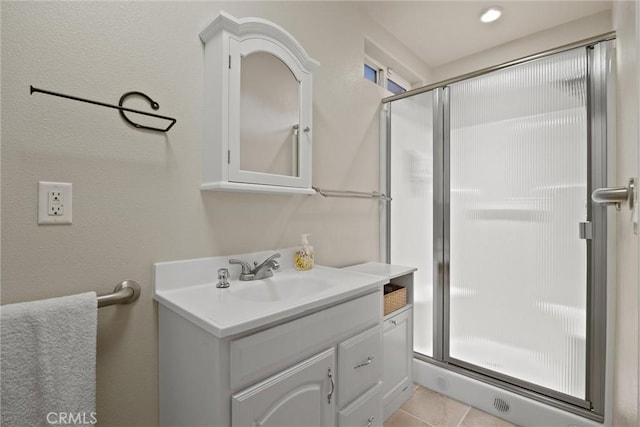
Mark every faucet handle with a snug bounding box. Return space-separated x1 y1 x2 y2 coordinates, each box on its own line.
264 253 281 263
229 259 252 274
270 253 281 271
216 268 230 288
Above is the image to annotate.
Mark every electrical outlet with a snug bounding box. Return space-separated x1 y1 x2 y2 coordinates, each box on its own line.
38 181 72 224
49 190 64 216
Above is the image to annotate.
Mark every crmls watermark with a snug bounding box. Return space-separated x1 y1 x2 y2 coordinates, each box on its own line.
46 412 97 425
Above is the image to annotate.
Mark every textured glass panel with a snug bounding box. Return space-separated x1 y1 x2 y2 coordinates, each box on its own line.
448 48 587 398
390 91 433 357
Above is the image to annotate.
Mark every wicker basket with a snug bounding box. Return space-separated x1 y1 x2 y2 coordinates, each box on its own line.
383 284 407 315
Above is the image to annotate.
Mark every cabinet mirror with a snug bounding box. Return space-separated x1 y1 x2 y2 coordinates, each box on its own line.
240 52 300 178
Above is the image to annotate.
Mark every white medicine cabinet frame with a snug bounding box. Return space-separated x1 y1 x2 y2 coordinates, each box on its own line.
199 11 320 195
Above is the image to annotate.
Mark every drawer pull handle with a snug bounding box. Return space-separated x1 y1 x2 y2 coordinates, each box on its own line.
327 368 334 404
366 416 375 427
354 356 374 369
391 320 397 326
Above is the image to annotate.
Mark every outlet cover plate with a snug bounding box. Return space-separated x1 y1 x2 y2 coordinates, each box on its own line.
38 181 72 224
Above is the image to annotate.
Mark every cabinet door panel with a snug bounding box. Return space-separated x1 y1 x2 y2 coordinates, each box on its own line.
337 325 382 406
383 308 412 402
232 348 336 427
338 383 382 427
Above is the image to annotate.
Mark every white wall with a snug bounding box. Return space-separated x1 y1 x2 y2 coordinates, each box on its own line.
612 1 639 426
431 10 612 83
0 2 429 425
359 9 433 86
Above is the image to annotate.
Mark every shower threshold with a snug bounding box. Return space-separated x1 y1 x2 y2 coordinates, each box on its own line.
413 358 605 427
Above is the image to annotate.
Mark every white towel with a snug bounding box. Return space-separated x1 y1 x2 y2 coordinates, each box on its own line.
1 292 97 427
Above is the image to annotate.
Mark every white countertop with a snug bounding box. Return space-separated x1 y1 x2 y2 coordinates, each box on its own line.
342 261 417 280
154 249 388 338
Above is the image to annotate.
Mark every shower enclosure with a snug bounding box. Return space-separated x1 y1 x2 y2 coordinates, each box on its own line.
383 36 613 422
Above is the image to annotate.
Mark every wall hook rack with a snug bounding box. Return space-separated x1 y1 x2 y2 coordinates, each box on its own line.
30 85 177 132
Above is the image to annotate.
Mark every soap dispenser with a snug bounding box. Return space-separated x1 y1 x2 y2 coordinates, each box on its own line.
295 234 314 271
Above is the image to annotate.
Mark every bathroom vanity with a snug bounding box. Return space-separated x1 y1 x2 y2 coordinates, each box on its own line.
154 249 415 426
343 262 416 421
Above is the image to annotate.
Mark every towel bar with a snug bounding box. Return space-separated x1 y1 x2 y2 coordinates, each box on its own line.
97 280 141 308
313 186 392 201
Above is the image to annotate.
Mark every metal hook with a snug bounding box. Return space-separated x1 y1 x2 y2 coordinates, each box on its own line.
30 85 176 133
118 91 176 132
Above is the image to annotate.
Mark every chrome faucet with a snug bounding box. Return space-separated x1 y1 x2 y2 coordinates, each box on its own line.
229 253 281 281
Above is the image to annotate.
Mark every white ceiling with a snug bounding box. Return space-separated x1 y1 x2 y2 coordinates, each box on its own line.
360 1 612 68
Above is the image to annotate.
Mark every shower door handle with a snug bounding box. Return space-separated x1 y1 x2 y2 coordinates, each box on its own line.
591 178 635 210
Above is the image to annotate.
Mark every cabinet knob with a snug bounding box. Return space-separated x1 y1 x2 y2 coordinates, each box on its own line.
367 416 375 427
391 319 397 326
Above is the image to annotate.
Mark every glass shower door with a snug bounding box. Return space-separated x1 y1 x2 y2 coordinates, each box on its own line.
389 91 434 357
447 47 589 400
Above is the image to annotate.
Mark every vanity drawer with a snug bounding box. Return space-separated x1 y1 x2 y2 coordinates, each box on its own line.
337 324 382 406
338 382 382 427
230 291 381 390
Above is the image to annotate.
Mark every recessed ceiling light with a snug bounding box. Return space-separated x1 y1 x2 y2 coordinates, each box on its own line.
480 6 502 23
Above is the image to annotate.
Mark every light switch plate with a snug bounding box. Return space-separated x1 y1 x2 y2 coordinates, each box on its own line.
38 181 72 224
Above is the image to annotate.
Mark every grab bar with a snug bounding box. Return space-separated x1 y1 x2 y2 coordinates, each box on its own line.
591 178 635 210
97 280 141 308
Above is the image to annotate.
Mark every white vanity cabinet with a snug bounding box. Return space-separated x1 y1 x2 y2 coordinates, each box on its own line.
342 262 416 421
158 288 384 427
155 250 394 426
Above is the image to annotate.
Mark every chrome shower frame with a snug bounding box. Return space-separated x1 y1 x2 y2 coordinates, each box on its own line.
382 34 615 423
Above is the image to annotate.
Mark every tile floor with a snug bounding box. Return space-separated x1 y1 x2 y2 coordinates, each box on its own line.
384 385 516 427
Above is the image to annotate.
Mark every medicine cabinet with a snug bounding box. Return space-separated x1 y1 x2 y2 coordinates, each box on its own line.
199 12 319 195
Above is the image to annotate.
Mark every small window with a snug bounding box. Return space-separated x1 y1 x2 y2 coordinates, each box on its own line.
364 64 378 84
387 78 406 95
364 53 411 95
364 38 418 96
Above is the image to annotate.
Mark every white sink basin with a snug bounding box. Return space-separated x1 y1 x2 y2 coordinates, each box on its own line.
231 275 334 302
154 248 390 338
